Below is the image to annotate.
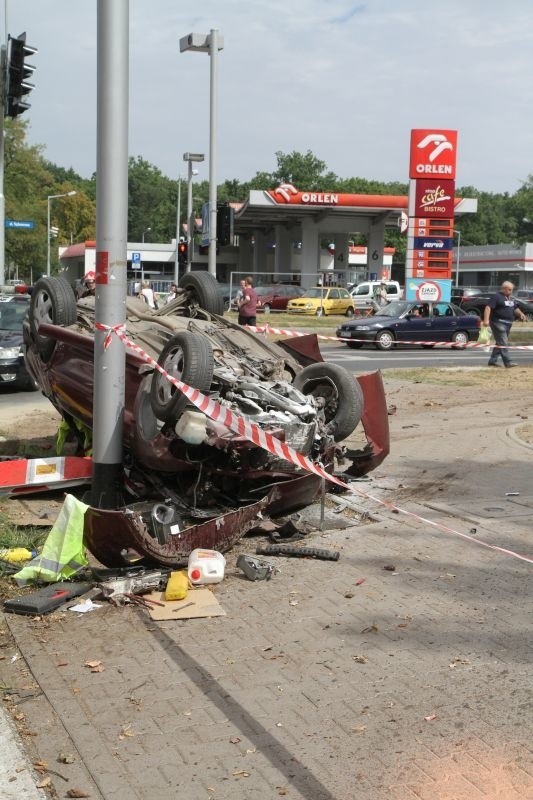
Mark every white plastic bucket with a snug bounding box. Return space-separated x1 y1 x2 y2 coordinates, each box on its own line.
187 548 226 585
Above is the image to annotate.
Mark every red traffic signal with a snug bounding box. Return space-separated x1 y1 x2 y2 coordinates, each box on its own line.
177 241 188 263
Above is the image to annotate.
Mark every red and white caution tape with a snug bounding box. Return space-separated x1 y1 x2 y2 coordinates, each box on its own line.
96 323 533 565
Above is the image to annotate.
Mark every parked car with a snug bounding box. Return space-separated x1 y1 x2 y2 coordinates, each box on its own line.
450 287 490 303
287 287 355 317
336 300 481 350
0 295 38 391
24 272 389 567
350 280 402 309
515 289 533 302
255 285 303 312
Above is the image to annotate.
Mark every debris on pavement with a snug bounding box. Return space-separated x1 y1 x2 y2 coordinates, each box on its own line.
236 554 276 581
256 544 340 561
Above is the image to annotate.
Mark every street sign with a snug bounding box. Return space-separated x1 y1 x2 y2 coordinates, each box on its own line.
5 219 35 230
131 251 141 264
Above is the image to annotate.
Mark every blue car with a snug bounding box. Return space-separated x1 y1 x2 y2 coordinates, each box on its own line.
336 301 481 351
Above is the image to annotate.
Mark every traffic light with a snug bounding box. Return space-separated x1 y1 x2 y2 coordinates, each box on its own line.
6 32 37 119
217 204 234 246
177 241 188 264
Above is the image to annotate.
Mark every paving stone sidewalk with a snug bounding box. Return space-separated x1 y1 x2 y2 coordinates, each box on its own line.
0 395 532 799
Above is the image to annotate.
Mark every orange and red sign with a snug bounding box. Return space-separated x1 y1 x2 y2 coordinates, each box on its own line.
409 129 458 180
413 179 455 218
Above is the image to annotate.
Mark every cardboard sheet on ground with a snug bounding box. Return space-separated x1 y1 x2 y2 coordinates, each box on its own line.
144 588 226 620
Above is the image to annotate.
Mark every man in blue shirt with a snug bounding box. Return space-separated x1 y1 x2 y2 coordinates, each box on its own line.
482 281 526 367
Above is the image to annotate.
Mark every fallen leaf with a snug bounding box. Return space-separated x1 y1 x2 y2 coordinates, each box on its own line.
424 714 438 722
232 770 250 777
351 725 367 734
289 600 299 606
277 788 288 795
33 760 48 769
13 712 25 721
56 662 68 667
58 751 76 764
36 777 52 788
84 660 101 669
361 624 379 634
118 724 135 739
66 790 91 798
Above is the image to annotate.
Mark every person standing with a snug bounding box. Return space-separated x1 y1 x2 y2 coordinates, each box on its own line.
483 281 525 368
376 282 388 307
139 279 157 309
79 272 96 298
237 276 257 327
166 283 178 304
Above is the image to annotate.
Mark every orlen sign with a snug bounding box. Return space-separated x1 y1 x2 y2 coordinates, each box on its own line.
409 130 457 180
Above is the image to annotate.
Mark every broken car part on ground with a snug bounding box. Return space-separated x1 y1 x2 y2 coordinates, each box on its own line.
23 273 389 567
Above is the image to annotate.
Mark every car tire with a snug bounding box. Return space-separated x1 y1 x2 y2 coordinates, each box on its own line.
263 304 271 313
150 331 215 422
29 276 78 362
346 341 364 349
375 330 395 350
452 331 469 347
293 363 363 441
178 272 224 316
345 307 354 318
316 307 325 317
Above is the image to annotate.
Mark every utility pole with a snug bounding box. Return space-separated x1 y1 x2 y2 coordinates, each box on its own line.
91 0 129 508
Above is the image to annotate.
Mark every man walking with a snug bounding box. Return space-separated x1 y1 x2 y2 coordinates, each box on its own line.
482 281 525 367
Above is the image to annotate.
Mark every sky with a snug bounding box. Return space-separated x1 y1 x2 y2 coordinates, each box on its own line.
6 0 533 195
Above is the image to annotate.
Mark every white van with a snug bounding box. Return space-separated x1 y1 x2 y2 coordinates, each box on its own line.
349 280 402 309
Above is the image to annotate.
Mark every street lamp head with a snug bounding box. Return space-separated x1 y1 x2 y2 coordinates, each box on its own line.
192 169 199 176
183 152 205 163
66 190 77 197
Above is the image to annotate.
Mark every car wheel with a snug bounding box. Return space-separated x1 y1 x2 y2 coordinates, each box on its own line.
21 375 40 392
29 276 78 362
452 331 469 347
345 307 354 318
346 341 364 349
150 331 215 422
375 330 395 351
466 307 481 318
316 307 325 317
526 312 533 322
178 272 224 316
263 303 271 313
293 363 363 441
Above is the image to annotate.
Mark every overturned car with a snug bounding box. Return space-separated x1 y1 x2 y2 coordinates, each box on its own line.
24 273 389 567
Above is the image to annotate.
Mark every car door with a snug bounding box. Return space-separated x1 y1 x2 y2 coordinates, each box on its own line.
429 303 458 341
328 288 340 313
402 307 434 342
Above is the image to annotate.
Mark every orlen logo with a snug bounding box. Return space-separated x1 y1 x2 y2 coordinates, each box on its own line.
273 183 298 202
409 129 457 180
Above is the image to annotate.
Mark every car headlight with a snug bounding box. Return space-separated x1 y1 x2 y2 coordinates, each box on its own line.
0 346 21 358
354 326 370 331
305 303 314 309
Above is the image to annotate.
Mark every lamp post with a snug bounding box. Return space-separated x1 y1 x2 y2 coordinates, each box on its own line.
47 190 77 276
453 228 461 288
141 226 151 284
174 175 183 282
180 30 224 278
183 152 204 273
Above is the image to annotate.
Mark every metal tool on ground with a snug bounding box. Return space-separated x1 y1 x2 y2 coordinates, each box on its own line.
256 544 340 561
3 582 94 615
236 553 276 581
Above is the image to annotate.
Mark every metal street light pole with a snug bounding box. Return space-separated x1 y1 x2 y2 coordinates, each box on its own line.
174 175 183 283
180 30 223 279
141 226 151 284
46 190 77 276
183 152 204 273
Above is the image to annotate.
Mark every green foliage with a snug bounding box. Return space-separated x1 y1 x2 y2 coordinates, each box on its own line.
4 122 533 280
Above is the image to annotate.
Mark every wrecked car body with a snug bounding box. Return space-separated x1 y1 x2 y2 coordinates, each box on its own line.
24 273 389 566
